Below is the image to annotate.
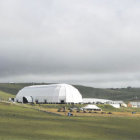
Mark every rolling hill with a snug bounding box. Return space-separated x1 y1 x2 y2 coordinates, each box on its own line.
0 90 15 100
0 83 140 101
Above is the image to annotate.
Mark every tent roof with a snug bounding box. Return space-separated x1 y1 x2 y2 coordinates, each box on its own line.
26 84 72 89
16 83 83 103
110 104 120 108
82 104 101 110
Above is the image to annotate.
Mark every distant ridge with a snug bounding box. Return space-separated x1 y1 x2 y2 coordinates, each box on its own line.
75 85 140 101
0 83 140 101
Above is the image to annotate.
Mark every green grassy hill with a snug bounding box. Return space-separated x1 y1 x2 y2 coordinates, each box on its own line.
0 102 140 140
0 83 140 101
75 85 140 101
0 83 32 95
0 90 15 100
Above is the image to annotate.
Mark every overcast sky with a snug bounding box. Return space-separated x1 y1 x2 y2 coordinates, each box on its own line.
0 0 140 88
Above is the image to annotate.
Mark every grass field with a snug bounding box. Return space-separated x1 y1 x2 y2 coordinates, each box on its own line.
0 90 15 100
0 102 140 140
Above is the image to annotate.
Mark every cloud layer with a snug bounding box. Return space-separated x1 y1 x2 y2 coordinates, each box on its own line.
0 0 140 87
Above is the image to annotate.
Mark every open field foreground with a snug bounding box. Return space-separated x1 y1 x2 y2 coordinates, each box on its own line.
0 102 140 140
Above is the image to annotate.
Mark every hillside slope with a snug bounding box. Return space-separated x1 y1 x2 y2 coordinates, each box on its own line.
75 85 140 101
0 90 15 100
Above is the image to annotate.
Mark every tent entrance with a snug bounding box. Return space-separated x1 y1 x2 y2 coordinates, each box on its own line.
23 97 28 103
60 100 65 104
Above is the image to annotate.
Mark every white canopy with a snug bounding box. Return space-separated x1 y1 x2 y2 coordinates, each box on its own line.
15 84 83 104
82 104 102 110
110 104 120 108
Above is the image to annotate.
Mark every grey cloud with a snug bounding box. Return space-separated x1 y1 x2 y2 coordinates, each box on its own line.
0 0 140 87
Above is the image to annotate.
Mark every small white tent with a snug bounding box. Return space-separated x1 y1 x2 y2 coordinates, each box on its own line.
110 104 120 108
129 102 140 108
82 104 102 111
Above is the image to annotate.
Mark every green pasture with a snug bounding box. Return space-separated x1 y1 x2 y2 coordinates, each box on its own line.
0 102 140 140
0 90 15 101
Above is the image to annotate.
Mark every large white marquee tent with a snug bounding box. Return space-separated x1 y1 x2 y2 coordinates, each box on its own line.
15 84 83 104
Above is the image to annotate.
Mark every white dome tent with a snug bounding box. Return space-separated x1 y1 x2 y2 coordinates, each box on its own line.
15 84 83 104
